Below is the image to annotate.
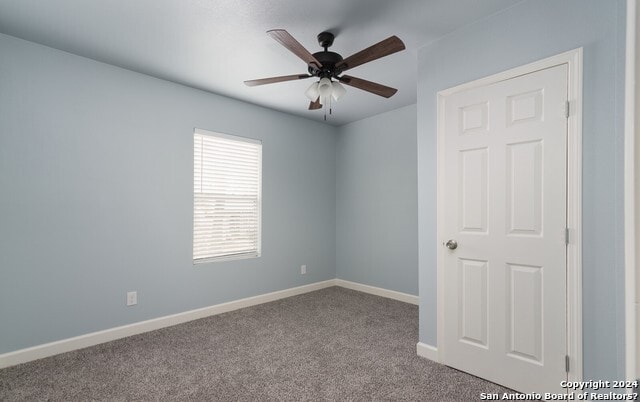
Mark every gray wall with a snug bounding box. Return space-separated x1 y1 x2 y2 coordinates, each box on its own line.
417 0 626 382
0 33 337 354
336 105 418 295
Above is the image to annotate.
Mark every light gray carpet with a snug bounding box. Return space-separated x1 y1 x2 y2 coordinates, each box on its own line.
0 287 510 401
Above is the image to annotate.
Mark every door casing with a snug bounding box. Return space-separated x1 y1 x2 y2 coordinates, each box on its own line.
624 0 639 384
435 48 583 384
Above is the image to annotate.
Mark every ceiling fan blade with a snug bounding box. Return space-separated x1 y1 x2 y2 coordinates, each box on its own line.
267 29 322 69
335 36 405 72
309 98 322 110
338 75 398 98
244 74 312 87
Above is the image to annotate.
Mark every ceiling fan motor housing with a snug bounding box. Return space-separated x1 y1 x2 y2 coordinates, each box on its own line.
310 51 344 77
309 32 344 78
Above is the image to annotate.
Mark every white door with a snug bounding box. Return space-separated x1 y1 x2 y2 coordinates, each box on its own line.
441 64 568 393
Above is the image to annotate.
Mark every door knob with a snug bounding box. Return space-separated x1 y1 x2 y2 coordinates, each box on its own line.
445 240 458 250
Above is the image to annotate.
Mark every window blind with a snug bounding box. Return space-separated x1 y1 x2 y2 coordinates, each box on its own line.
193 129 262 263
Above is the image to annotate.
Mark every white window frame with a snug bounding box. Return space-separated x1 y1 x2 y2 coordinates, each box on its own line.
193 128 262 264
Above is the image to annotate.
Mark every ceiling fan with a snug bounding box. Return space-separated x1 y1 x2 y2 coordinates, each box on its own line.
244 30 405 116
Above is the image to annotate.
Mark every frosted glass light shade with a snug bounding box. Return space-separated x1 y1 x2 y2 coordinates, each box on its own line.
331 81 346 101
305 82 320 101
318 78 332 99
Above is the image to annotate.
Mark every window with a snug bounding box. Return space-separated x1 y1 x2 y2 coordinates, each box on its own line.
193 128 262 263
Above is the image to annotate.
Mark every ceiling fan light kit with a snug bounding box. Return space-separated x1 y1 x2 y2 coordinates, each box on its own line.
305 78 346 112
305 81 320 101
331 81 346 101
244 29 406 119
317 77 333 99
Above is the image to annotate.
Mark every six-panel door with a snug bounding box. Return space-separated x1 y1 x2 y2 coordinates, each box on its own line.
442 64 568 394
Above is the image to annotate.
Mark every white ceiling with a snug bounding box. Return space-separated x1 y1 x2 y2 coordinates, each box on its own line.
0 0 519 126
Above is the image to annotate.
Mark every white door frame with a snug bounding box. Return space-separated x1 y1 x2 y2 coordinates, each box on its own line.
436 48 583 383
625 0 638 383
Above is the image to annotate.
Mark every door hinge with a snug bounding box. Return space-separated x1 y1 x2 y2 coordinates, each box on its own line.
565 101 570 118
564 228 570 245
565 355 570 372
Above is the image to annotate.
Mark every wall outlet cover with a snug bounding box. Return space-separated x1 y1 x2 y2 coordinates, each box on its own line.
126 291 137 306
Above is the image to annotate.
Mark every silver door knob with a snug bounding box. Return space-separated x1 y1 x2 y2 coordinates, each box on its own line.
445 240 458 250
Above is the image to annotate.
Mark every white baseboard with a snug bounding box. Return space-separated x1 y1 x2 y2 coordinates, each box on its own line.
0 278 419 369
416 342 439 362
334 279 419 305
0 279 336 369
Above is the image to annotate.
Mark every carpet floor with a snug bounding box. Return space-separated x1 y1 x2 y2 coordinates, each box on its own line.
0 286 511 401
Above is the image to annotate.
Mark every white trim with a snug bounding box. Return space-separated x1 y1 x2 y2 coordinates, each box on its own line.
435 48 583 382
416 342 439 362
193 127 262 145
565 48 584 385
334 279 419 305
0 279 335 369
193 251 260 265
625 0 638 383
0 278 419 369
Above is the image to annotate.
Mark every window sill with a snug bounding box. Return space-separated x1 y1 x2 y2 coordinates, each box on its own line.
193 252 260 265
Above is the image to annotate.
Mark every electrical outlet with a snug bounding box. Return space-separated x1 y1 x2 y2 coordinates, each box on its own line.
301 265 306 275
126 291 137 306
